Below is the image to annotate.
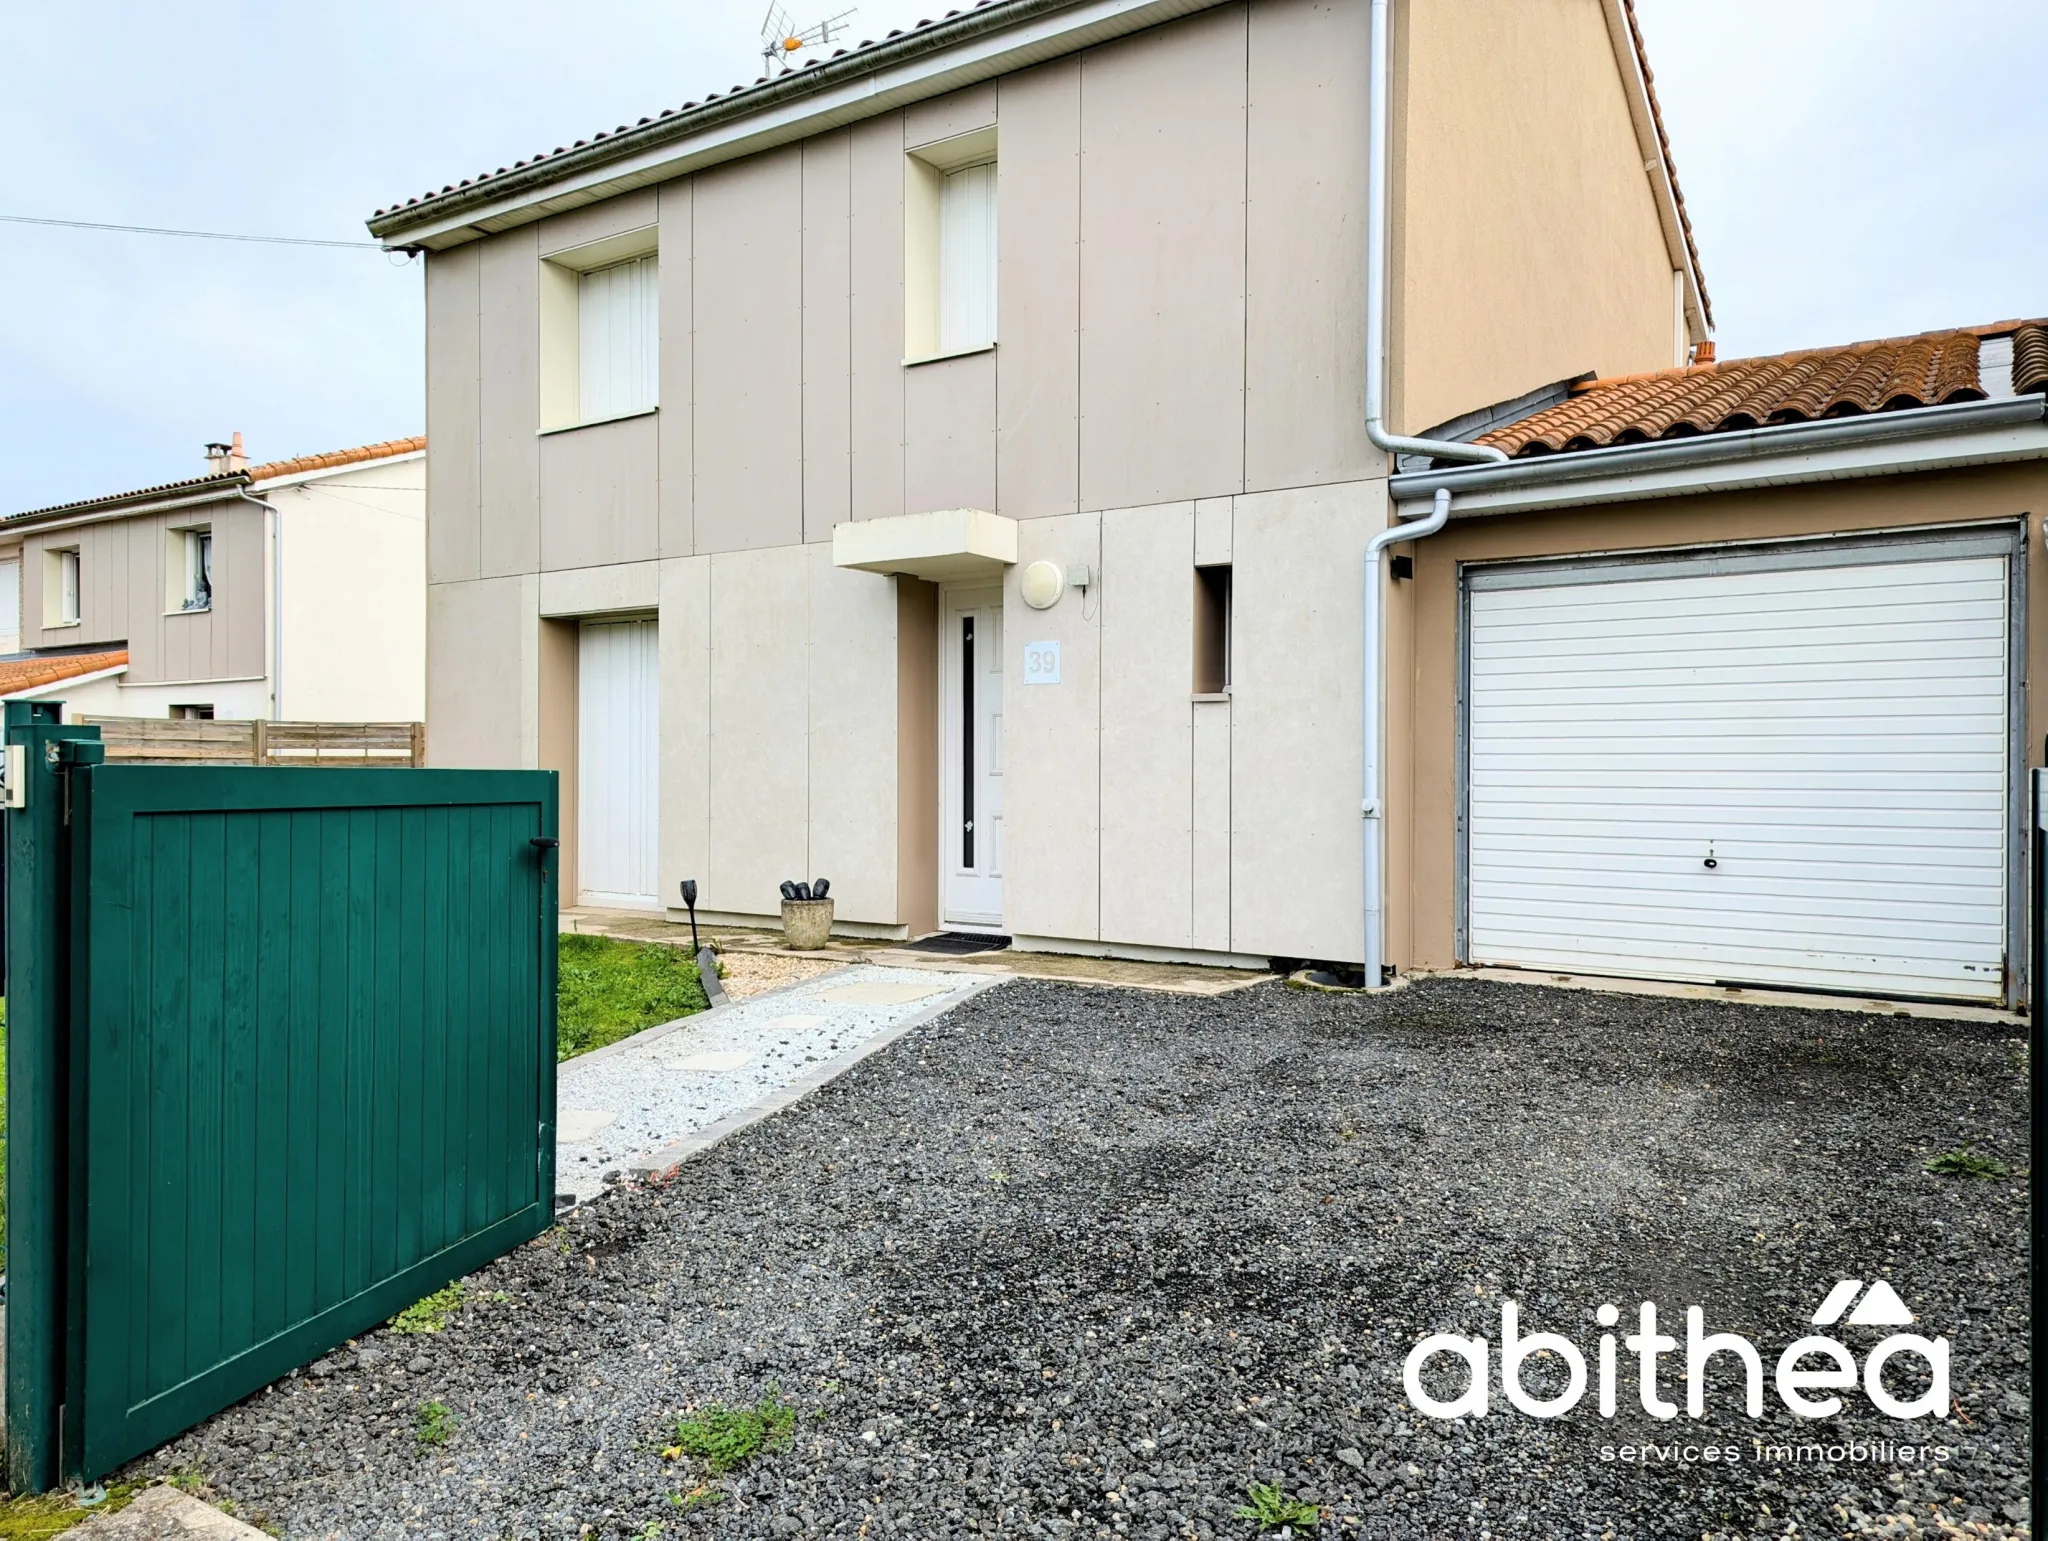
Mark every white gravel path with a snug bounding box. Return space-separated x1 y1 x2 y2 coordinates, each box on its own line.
553 963 993 1201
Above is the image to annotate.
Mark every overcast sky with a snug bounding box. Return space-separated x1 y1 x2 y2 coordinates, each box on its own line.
2 0 2041 512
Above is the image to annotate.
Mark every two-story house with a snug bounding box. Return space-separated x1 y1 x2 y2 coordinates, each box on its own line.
371 0 1708 959
1 434 426 722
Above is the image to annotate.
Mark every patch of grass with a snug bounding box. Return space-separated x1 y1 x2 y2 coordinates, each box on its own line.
0 1484 138 1540
557 935 709 1061
1924 1146 2009 1180
415 1400 457 1448
391 1281 466 1334
1234 1481 1320 1532
660 1389 798 1475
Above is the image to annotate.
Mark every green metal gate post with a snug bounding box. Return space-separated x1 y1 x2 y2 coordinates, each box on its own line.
4 702 102 1493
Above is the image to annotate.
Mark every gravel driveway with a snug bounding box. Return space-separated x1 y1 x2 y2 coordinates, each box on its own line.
145 976 2031 1541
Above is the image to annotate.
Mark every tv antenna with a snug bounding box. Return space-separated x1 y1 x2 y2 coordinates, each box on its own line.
761 4 856 73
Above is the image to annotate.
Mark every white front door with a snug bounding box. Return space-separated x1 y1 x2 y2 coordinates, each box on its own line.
578 618 661 910
941 587 1004 930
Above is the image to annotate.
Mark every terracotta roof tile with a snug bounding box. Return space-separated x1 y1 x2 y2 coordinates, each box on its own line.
1477 321 2046 459
0 650 127 696
2013 322 2048 396
247 435 425 483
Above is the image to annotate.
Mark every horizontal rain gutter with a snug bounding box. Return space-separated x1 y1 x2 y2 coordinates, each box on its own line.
367 0 1230 248
1389 394 2048 517
1358 0 1505 988
5 482 250 536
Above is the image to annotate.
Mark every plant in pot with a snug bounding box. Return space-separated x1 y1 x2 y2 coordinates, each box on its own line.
778 878 833 949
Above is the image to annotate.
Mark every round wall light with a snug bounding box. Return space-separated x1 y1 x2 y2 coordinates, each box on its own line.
1020 559 1064 610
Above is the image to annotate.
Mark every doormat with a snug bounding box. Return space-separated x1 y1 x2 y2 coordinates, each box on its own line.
902 931 1013 956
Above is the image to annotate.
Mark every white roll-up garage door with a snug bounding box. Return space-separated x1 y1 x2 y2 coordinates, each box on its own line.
1464 531 2016 1003
578 618 661 910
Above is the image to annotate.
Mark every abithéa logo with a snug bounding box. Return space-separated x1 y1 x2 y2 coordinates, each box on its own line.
1403 1280 1946 1422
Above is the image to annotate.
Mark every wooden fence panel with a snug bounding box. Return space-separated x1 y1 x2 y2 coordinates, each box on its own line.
73 719 425 767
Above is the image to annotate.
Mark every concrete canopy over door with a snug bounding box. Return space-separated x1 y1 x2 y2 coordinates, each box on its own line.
578 618 660 909
1462 528 2020 1004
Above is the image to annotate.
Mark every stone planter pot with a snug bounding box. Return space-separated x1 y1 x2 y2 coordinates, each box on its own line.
780 897 835 950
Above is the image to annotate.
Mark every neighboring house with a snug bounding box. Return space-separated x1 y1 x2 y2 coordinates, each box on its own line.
0 435 426 721
1388 321 2048 1008
372 0 1714 952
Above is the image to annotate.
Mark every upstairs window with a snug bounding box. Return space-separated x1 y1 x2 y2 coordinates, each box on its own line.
539 227 659 431
938 161 996 354
904 127 997 363
578 254 659 420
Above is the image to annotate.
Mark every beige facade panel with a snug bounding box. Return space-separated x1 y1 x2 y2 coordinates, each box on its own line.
905 79 999 150
656 181 697 556
1391 0 1675 434
425 244 483 584
1193 496 1232 565
993 58 1082 521
807 552 902 924
1244 0 1374 491
538 618 580 897
905 351 998 514
706 545 811 913
538 559 661 618
1402 463 2048 975
427 574 536 768
1099 501 1197 949
1190 695 1232 950
540 413 660 570
1077 4 1248 511
479 227 542 578
1002 510 1103 940
802 131 855 544
849 114 909 522
692 148 807 554
536 187 659 259
658 555 712 917
1229 479 1373 961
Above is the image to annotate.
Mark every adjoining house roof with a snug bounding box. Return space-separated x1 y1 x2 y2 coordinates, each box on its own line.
1478 321 2048 459
9 437 424 524
247 435 425 483
0 649 128 697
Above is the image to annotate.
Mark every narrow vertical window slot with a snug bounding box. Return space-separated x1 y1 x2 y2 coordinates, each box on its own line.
961 615 976 867
1194 564 1232 694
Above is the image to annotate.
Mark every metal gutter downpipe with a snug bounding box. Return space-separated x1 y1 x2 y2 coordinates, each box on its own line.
1361 0 1508 985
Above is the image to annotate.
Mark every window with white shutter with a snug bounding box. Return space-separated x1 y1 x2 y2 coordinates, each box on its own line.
938 161 997 354
577 254 659 421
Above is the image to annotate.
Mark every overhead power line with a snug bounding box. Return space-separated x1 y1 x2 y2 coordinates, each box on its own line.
0 213 388 250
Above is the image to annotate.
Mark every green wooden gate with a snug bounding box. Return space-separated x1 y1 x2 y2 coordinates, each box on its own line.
4 704 559 1489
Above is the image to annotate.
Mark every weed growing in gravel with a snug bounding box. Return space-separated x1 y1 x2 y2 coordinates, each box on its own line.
392 1281 466 1333
1924 1146 2009 1179
415 1400 457 1448
661 1389 798 1474
669 1487 725 1512
1234 1481 1320 1532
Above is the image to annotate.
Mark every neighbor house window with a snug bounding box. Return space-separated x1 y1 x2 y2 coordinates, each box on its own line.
0 556 19 653
45 547 80 626
904 128 997 362
182 528 213 611
170 704 215 720
539 231 659 430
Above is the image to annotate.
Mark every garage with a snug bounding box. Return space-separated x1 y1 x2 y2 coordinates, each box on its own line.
577 617 660 909
1461 528 2020 1004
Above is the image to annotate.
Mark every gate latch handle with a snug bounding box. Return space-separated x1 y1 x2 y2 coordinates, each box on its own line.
529 837 560 850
